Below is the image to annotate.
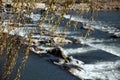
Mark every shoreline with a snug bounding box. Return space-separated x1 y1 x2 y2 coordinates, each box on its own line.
1 1 120 13
44 1 120 13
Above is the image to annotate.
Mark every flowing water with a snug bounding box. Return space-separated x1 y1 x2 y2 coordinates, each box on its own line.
19 11 120 80
62 11 120 80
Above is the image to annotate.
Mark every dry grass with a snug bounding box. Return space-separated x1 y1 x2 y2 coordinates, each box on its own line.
0 0 119 80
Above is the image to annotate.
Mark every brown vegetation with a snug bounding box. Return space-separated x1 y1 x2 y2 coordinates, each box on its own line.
0 0 120 80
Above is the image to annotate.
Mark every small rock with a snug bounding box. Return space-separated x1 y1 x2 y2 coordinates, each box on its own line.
46 46 68 61
81 26 94 31
111 33 120 38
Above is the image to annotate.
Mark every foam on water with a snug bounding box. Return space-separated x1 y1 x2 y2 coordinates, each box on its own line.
79 38 120 57
62 14 120 79
65 47 98 55
9 27 37 36
88 43 120 57
90 22 120 34
7 23 53 36
79 60 120 80
64 14 88 23
71 37 120 57
64 14 120 34
63 14 120 57
57 49 120 80
26 12 41 21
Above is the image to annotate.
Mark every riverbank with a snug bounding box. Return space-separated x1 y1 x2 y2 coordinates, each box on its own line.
54 1 120 12
1 1 120 13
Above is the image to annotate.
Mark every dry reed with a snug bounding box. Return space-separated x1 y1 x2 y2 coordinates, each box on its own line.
0 0 105 80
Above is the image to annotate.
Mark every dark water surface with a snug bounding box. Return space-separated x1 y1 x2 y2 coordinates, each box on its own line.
0 11 118 80
20 11 120 80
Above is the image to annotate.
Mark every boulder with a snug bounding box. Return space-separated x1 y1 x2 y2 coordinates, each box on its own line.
62 64 83 71
72 38 81 44
111 33 120 38
46 46 68 61
81 26 94 31
52 37 72 44
30 45 46 54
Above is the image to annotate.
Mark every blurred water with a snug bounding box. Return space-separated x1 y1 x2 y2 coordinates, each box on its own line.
20 11 120 80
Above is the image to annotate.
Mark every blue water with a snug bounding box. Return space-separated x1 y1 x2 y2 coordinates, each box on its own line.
1 11 118 80
18 11 120 80
20 52 78 80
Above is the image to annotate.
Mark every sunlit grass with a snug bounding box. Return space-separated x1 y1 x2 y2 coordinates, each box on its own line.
1 0 118 80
